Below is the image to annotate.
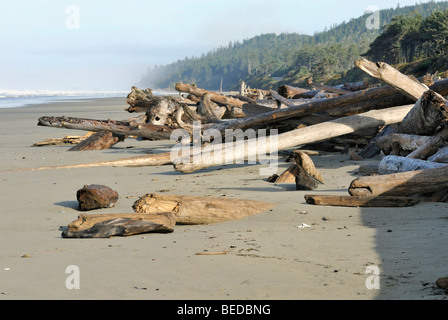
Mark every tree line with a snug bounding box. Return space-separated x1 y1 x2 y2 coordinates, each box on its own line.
138 1 448 91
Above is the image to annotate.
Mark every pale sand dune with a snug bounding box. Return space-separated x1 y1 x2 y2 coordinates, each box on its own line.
0 97 447 300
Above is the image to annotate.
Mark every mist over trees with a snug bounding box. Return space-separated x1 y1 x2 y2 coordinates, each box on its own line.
138 1 448 91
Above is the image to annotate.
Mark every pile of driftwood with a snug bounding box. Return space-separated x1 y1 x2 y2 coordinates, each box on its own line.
30 58 448 236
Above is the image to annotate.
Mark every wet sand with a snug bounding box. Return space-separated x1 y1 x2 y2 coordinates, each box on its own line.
0 97 447 300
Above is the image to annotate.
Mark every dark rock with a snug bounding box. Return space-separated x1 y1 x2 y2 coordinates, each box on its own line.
76 185 119 211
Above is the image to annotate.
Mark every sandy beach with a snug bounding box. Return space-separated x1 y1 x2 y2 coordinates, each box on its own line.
0 97 447 301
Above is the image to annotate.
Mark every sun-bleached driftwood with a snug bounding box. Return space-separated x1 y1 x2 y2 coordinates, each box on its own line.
398 90 448 135
378 155 448 174
304 194 420 207
132 193 275 225
61 212 176 238
174 105 414 174
355 58 429 101
32 132 94 147
6 152 173 172
348 165 448 197
175 83 246 109
38 116 175 141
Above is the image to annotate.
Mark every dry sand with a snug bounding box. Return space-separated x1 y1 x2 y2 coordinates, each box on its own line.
0 97 447 300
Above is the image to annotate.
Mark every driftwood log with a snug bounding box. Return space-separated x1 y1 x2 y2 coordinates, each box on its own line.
38 116 175 141
68 132 123 151
6 152 173 172
174 105 414 173
378 155 448 174
348 165 448 197
304 195 420 207
132 193 275 225
355 58 430 101
175 83 246 109
61 212 176 238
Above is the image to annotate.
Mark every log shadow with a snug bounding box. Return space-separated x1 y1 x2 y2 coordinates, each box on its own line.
355 169 448 299
54 200 80 211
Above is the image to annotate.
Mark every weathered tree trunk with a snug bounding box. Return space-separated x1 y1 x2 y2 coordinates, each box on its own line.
277 85 309 98
174 105 414 173
407 136 446 160
68 131 123 151
304 194 419 207
375 134 433 155
348 165 448 197
132 193 275 225
428 146 448 163
61 212 176 238
378 155 448 174
38 116 175 141
175 83 246 109
355 58 429 101
398 90 448 135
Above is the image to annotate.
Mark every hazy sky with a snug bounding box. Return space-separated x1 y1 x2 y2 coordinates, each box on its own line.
0 0 441 91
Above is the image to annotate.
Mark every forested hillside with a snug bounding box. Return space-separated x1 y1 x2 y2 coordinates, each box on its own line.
138 1 448 91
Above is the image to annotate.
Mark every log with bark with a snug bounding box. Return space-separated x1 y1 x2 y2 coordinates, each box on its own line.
132 193 275 225
37 116 176 141
61 212 176 238
348 165 448 197
304 194 420 207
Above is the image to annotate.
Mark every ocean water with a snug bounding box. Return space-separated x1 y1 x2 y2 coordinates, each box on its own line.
0 89 129 109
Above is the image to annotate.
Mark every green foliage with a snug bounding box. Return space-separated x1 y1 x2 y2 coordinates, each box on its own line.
139 1 448 91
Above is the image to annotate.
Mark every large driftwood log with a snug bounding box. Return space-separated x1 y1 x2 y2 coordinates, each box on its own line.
175 83 246 109
174 105 414 173
132 193 275 225
348 165 448 197
38 116 175 141
398 90 448 135
61 212 176 238
304 194 420 207
355 58 429 101
378 155 448 174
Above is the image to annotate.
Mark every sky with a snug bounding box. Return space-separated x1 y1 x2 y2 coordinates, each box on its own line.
0 0 442 91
